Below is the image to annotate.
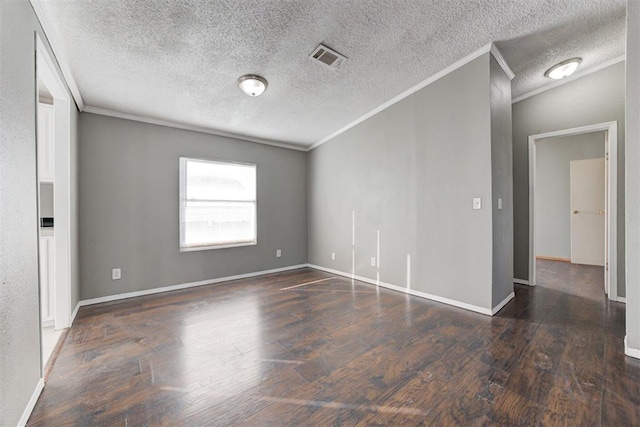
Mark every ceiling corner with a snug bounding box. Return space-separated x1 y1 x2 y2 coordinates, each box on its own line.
29 0 85 111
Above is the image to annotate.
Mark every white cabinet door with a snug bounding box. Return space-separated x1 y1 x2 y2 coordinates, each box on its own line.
39 236 55 322
37 103 54 182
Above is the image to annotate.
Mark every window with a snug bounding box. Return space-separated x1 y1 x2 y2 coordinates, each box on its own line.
179 157 257 251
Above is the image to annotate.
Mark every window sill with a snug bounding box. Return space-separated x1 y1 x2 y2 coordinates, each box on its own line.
180 241 257 252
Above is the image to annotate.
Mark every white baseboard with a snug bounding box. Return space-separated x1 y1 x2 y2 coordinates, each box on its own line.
17 378 44 427
513 278 530 285
624 336 640 359
79 264 309 307
492 292 515 315
70 301 80 325
308 264 496 316
616 297 627 304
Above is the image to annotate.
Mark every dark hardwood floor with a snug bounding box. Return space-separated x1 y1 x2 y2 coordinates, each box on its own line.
28 265 639 426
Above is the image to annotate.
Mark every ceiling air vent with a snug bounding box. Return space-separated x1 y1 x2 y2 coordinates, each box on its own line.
309 44 347 69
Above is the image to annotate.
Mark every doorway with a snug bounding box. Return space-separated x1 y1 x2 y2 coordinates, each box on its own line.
36 34 72 371
528 122 618 301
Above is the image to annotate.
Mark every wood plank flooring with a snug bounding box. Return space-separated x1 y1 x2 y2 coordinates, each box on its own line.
28 264 639 425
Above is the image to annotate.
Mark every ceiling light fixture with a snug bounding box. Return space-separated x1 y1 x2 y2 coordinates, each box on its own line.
544 58 582 80
238 74 268 97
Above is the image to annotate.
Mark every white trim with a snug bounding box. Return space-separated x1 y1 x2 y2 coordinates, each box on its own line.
29 0 84 110
308 264 498 316
490 44 515 80
512 55 626 104
624 336 640 359
528 122 618 300
513 278 530 286
528 136 537 287
307 43 496 151
79 264 308 307
70 301 80 325
36 34 74 332
492 292 515 315
529 122 618 141
82 106 307 152
617 297 627 304
17 378 45 427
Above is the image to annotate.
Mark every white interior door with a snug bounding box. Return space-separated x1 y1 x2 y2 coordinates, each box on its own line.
570 158 605 267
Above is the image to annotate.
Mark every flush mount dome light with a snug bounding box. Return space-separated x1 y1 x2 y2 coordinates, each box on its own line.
544 58 582 80
238 74 267 97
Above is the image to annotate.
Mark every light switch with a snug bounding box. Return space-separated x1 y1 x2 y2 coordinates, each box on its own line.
276 249 282 258
112 268 121 280
331 252 336 260
498 198 503 210
473 198 482 210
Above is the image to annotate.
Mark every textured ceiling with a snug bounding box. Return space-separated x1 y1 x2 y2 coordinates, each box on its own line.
37 0 626 148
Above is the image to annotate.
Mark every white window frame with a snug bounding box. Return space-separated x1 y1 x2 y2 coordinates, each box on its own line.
179 156 257 252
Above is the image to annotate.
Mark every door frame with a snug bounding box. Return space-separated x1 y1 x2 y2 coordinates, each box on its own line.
36 34 72 335
528 121 618 301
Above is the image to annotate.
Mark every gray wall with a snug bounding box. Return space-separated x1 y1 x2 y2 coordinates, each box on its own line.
490 56 514 308
625 1 640 352
512 61 625 297
79 113 307 300
535 132 605 259
415 54 494 310
0 0 80 424
309 53 511 312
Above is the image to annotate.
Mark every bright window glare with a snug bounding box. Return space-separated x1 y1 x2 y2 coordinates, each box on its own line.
180 158 257 250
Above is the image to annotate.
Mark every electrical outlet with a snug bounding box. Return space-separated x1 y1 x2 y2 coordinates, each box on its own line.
371 257 376 267
331 252 335 260
112 268 121 280
473 198 482 210
276 249 282 258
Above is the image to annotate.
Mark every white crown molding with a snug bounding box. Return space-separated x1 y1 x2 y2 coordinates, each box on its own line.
18 378 45 427
512 55 626 104
79 264 309 307
82 106 308 152
29 0 85 110
308 263 499 316
307 43 495 152
490 43 515 80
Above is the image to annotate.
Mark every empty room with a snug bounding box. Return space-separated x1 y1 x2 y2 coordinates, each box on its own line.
2 0 640 425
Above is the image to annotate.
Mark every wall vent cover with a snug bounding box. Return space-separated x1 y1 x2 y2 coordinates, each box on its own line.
309 44 347 69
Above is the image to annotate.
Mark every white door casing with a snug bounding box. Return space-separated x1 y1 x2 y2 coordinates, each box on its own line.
528 122 617 302
36 34 72 346
37 103 54 182
39 236 55 322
